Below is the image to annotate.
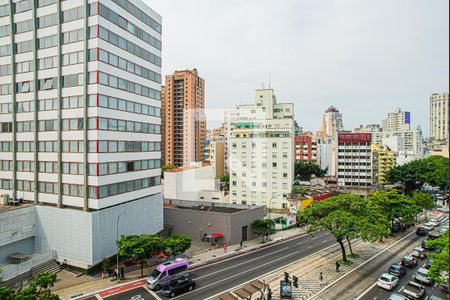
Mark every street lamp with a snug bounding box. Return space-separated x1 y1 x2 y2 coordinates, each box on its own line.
116 211 127 283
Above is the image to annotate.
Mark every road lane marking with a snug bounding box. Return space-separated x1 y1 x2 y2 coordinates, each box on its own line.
297 242 303 245
322 240 328 243
193 247 290 280
399 286 404 293
307 246 313 249
200 241 358 300
172 250 304 299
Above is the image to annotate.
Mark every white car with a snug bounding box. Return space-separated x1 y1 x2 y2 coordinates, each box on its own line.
428 220 440 227
422 224 434 231
377 273 399 291
413 267 433 285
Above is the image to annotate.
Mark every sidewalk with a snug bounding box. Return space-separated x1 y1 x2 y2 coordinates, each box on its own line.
54 227 306 300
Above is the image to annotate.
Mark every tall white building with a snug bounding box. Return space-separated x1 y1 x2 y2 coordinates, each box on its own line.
321 106 344 137
430 93 449 143
372 127 424 160
382 108 411 132
228 89 294 209
0 0 163 268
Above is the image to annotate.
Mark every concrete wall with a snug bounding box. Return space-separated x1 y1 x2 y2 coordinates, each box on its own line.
35 193 163 269
164 166 216 201
0 237 35 265
164 200 263 245
0 206 36 248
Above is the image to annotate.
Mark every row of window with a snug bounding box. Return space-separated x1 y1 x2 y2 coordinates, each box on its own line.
97 176 161 199
0 159 161 176
15 19 33 34
98 3 161 50
0 141 161 153
230 161 290 169
231 181 290 189
97 26 161 67
98 71 161 100
95 117 161 134
97 94 161 117
109 0 161 33
38 13 58 29
232 142 290 149
62 6 84 23
98 48 161 83
1 95 162 116
14 0 32 14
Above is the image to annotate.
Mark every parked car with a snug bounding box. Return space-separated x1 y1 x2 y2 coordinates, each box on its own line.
402 281 426 300
440 284 449 293
377 273 399 291
428 232 443 240
413 267 433 285
422 224 434 231
388 293 409 300
388 264 407 278
429 219 440 226
147 258 190 290
422 240 436 251
416 227 428 236
413 247 427 259
401 256 418 268
425 259 433 269
161 277 196 298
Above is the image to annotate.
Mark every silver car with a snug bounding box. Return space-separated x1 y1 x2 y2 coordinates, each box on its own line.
413 267 432 285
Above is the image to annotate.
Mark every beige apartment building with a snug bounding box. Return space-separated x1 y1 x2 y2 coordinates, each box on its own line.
430 92 449 143
163 69 206 167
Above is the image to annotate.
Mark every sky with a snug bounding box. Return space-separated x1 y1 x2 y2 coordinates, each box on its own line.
144 0 449 136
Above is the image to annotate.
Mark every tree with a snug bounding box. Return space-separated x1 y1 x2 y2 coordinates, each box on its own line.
291 186 308 198
294 161 328 181
0 272 59 300
251 219 275 243
163 235 192 259
367 190 418 229
220 174 230 183
410 192 435 211
426 231 449 285
118 234 164 278
387 156 449 194
161 164 176 178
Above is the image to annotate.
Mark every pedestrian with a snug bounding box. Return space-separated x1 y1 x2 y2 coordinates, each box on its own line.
267 288 272 300
120 266 125 280
335 261 340 273
112 267 118 280
240 240 243 250
266 231 269 240
319 271 323 281
224 243 228 253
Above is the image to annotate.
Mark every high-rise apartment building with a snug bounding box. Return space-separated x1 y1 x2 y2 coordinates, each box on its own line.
294 134 317 163
0 0 163 268
382 108 411 132
163 69 206 167
371 144 395 186
228 89 294 209
337 133 372 188
429 93 449 142
355 124 382 133
372 127 423 160
321 106 344 137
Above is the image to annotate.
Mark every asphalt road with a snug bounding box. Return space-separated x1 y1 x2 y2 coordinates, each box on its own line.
149 230 335 300
107 287 158 300
316 222 449 300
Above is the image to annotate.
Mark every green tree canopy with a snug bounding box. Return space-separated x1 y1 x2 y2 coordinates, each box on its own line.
387 156 449 194
118 234 164 278
163 235 192 259
295 161 328 181
410 192 435 211
426 230 449 285
220 174 230 183
0 272 59 300
251 219 275 243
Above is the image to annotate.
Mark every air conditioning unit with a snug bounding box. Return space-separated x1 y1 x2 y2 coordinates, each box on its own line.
2 194 9 205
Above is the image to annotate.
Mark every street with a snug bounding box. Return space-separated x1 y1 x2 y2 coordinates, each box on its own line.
315 218 449 300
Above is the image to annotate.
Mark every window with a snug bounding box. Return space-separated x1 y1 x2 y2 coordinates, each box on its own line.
38 35 58 49
38 13 57 28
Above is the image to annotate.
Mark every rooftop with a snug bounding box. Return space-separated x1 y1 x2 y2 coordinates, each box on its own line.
0 203 33 214
164 199 262 214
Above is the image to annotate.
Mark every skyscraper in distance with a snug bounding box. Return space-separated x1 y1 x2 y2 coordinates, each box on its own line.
429 93 449 143
163 69 206 167
321 106 344 138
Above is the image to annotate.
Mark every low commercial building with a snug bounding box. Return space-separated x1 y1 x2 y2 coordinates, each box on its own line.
164 200 263 245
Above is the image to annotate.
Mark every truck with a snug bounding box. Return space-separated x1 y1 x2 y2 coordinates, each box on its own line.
402 281 425 299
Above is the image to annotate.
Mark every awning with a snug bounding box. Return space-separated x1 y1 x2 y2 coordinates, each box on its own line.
210 233 224 238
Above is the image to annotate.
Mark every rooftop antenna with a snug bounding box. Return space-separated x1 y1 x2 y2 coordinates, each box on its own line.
269 73 272 89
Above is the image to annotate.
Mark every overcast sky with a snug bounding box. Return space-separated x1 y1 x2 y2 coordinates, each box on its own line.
144 0 449 135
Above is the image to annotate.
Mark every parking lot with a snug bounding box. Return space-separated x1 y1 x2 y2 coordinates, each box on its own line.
360 216 449 300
